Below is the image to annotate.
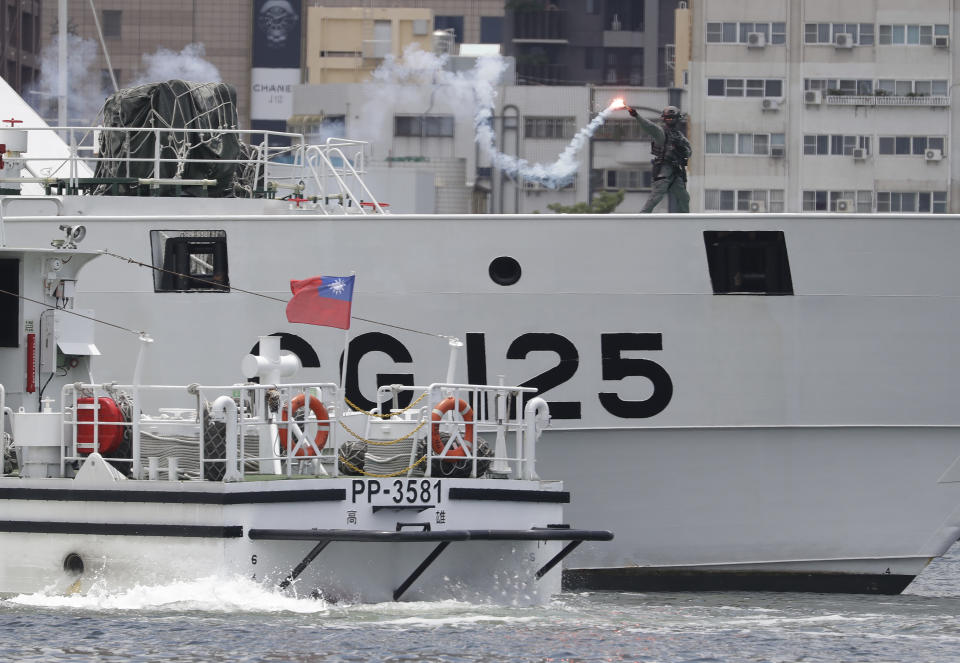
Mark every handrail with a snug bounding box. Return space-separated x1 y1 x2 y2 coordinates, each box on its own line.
45 380 544 482
4 125 381 210
826 94 951 106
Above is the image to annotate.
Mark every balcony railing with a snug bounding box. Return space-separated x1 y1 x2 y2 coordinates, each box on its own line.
513 10 568 41
827 95 950 107
517 63 568 84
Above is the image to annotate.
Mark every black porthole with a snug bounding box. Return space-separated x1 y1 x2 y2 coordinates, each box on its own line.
489 256 522 286
63 553 85 576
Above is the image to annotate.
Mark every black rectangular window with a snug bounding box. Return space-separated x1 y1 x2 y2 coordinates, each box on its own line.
480 16 502 44
150 230 229 292
0 259 19 347
435 16 464 43
703 231 794 295
102 9 122 38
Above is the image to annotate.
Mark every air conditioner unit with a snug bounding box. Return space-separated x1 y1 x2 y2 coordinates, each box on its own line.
935 35 950 48
770 145 785 158
747 32 766 48
804 89 823 105
925 148 943 161
761 97 781 111
749 200 766 213
852 147 867 160
835 198 855 212
834 32 854 48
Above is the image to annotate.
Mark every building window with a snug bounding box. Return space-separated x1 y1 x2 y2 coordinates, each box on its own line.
435 16 464 43
394 115 454 138
876 79 948 96
706 133 785 156
593 118 648 141
805 79 873 95
603 48 643 86
878 136 945 155
524 116 576 139
879 24 949 45
804 22 873 44
586 0 600 15
803 135 871 156
102 10 122 39
704 190 785 212
150 230 229 293
802 190 873 212
603 168 651 191
605 1 643 31
703 231 794 295
707 22 786 45
707 78 783 98
877 191 947 213
480 16 502 44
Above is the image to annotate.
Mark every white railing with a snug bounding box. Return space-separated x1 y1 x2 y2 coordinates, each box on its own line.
826 95 951 107
373 383 546 480
36 380 547 482
0 125 385 213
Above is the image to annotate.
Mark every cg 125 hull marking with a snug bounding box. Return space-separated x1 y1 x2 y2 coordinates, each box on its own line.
259 331 674 420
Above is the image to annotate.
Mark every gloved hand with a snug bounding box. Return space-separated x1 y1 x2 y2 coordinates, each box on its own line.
627 106 638 118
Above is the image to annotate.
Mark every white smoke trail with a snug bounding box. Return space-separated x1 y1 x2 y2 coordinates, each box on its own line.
363 46 619 189
28 35 103 125
28 40 222 126
133 43 221 85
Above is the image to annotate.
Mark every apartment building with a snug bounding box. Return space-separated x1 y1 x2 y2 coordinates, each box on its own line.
685 0 958 213
504 0 679 87
39 0 253 125
1 0 42 96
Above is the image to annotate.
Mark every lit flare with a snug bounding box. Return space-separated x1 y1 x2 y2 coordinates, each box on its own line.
609 98 626 110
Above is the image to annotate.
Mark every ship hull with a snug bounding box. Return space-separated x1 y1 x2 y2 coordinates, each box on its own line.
0 478 567 602
6 207 960 593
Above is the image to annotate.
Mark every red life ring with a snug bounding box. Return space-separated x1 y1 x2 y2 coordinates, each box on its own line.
430 397 474 457
76 397 125 455
279 394 329 456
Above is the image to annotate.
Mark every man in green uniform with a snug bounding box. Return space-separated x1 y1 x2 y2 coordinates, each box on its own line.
626 105 691 213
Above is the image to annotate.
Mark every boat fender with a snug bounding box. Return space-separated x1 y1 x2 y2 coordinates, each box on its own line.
76 397 125 455
279 394 330 456
430 397 474 457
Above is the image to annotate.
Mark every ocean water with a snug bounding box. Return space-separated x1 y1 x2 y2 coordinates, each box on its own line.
3 544 960 663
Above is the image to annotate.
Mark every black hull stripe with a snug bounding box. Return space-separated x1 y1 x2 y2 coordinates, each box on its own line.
448 488 570 503
0 520 244 538
563 567 915 595
0 488 345 505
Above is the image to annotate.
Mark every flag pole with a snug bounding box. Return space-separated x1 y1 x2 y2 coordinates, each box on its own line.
338 271 356 417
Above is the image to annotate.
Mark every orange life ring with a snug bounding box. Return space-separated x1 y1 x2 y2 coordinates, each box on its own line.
76 397 125 454
279 394 329 456
431 397 474 457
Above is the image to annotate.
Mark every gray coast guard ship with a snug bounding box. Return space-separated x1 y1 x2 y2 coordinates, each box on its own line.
3 80 960 594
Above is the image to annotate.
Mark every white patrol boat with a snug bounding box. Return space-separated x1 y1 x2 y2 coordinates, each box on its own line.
4 80 960 595
0 233 610 602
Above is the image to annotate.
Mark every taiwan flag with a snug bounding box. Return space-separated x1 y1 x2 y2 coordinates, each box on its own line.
285 275 355 329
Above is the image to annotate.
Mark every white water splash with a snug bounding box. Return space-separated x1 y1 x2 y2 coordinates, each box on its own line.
7 575 329 614
364 46 619 189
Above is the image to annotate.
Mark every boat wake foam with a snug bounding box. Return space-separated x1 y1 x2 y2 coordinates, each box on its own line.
6 575 331 614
